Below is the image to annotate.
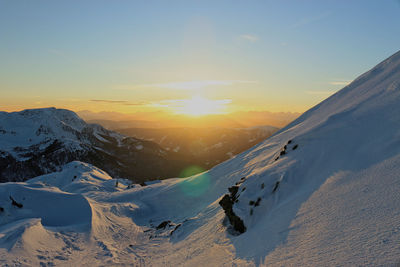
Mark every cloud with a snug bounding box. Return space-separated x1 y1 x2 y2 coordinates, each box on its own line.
123 102 149 106
329 80 352 86
116 80 258 91
91 99 128 104
305 90 337 96
154 98 232 108
90 99 148 106
240 34 259 42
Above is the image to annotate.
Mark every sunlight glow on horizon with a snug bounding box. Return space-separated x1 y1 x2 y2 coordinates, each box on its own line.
163 95 231 116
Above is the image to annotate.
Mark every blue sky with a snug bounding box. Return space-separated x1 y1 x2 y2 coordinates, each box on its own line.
0 0 399 113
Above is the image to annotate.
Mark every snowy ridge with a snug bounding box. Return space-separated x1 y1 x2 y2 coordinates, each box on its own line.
1 50 400 265
0 107 123 157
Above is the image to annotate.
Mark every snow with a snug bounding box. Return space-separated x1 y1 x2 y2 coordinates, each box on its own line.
0 107 126 160
135 144 143 150
226 151 234 158
27 161 120 194
0 183 92 228
261 155 400 266
0 108 85 151
1 50 400 265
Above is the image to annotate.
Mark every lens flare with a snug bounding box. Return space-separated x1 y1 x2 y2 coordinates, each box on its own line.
179 165 205 178
178 166 210 197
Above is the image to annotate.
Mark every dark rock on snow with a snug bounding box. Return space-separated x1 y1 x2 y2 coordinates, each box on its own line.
272 181 280 193
219 194 246 234
9 196 23 208
156 220 171 229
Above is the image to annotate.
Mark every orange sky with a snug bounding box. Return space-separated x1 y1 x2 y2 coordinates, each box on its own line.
2 1 398 125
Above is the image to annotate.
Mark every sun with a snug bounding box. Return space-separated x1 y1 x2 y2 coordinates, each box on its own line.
174 95 230 116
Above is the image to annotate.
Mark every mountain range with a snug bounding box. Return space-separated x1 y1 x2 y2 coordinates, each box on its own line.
117 126 278 169
0 108 194 183
80 110 299 129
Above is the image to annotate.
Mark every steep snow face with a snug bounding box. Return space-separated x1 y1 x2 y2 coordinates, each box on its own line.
229 50 400 225
1 50 400 266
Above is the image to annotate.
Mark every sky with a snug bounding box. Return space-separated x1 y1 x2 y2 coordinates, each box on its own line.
1 0 400 116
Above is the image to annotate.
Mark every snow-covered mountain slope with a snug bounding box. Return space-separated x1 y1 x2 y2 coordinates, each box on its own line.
1 50 400 266
0 107 194 182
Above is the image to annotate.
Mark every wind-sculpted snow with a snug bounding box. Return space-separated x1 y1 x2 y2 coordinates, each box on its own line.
0 183 92 228
1 50 400 266
0 161 142 266
27 161 116 194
